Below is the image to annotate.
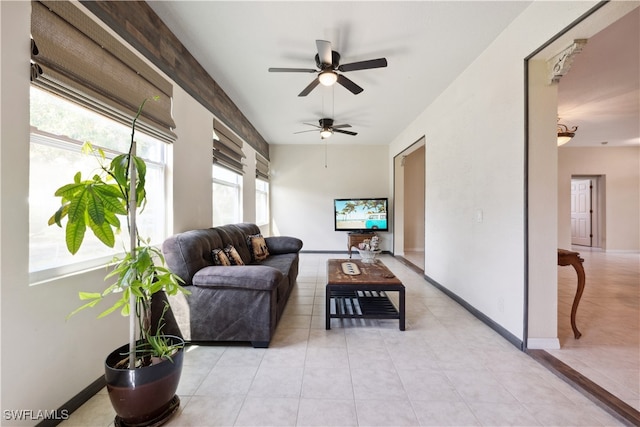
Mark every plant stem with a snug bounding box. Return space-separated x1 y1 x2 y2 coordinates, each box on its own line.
127 102 144 370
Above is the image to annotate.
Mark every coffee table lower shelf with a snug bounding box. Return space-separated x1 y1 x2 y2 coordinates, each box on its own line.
326 287 405 330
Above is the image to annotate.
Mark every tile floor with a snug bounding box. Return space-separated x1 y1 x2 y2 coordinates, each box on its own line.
62 253 625 426
549 248 639 411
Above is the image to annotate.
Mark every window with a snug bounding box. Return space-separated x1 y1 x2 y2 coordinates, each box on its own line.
29 87 167 282
255 179 269 226
212 165 242 226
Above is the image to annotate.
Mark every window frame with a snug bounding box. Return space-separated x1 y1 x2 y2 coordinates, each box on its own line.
28 91 168 284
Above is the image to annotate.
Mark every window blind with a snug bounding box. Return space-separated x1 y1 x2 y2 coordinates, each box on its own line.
30 1 176 143
256 153 270 181
213 119 245 174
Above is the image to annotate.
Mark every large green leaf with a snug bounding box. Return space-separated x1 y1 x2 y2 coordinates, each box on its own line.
48 203 69 227
88 212 115 248
94 181 126 203
86 186 105 226
65 215 86 254
66 186 89 223
103 210 121 230
54 181 86 199
110 154 130 188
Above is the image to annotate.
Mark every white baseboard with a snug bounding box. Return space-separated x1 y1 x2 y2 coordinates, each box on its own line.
527 338 560 350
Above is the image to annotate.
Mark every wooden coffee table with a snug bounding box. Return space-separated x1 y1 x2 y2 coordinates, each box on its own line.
326 259 405 330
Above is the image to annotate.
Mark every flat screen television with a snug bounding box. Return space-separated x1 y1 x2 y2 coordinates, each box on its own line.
334 197 389 232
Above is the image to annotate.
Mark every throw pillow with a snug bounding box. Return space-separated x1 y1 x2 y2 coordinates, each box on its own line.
224 245 245 266
247 234 270 262
212 248 231 266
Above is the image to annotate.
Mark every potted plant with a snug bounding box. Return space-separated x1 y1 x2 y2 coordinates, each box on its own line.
50 98 189 426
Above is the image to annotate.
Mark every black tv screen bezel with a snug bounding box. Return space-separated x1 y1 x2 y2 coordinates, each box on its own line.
334 197 389 232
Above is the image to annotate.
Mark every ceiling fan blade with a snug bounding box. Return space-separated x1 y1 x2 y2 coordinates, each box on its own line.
268 67 317 73
316 40 333 66
337 74 363 95
294 129 319 134
302 122 321 128
298 78 320 96
334 129 358 136
338 58 387 72
332 124 352 129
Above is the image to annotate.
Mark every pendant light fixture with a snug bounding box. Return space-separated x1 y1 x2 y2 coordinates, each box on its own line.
557 122 578 146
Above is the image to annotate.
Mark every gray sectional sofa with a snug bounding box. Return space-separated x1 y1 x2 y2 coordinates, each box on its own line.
161 223 303 348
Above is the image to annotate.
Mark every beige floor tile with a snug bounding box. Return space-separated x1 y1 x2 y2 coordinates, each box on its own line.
354 399 419 426
234 397 299 426
411 400 480 426
61 253 630 427
297 399 358 426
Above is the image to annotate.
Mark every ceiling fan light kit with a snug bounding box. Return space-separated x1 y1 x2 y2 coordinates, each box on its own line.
294 118 358 139
320 129 333 139
318 70 338 86
269 39 387 96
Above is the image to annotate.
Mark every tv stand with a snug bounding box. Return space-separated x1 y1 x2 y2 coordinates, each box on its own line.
347 232 376 259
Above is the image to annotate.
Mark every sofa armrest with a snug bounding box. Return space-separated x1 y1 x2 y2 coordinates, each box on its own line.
192 265 283 291
265 236 303 255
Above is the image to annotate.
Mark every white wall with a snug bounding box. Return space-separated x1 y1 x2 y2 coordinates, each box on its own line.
388 1 600 342
270 144 390 252
558 146 640 251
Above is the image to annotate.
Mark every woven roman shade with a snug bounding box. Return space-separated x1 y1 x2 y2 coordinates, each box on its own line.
213 120 245 174
256 154 270 181
30 1 176 143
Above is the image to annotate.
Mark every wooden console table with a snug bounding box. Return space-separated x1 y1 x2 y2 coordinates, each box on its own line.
347 232 376 258
557 248 585 339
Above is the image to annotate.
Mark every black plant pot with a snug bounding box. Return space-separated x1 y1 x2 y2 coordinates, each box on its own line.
104 336 184 427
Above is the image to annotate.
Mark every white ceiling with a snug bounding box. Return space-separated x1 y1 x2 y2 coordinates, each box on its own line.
147 1 639 148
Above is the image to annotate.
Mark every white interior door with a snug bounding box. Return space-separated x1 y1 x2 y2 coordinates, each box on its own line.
571 179 592 246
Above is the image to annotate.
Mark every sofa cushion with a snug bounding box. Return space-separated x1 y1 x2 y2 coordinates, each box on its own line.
260 252 298 277
193 265 282 291
212 248 231 266
247 234 270 262
224 245 245 265
264 236 304 255
162 228 224 285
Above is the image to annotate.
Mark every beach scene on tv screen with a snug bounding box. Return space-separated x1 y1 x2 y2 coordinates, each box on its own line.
335 199 387 230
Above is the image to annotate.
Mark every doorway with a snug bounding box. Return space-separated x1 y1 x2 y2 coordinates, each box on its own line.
393 137 425 271
571 175 603 248
527 2 639 420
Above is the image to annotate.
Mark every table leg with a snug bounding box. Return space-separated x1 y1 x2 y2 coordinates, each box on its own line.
558 249 585 339
325 286 331 330
399 287 405 331
569 259 585 339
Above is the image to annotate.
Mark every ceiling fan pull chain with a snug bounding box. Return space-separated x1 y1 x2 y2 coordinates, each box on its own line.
325 140 328 169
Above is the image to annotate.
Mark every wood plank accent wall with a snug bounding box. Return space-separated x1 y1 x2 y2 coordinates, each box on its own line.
79 0 270 159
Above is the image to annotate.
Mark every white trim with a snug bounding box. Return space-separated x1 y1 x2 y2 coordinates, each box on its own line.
527 338 561 350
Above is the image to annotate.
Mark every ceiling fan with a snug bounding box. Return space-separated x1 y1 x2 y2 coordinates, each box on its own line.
269 40 387 96
294 118 358 139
